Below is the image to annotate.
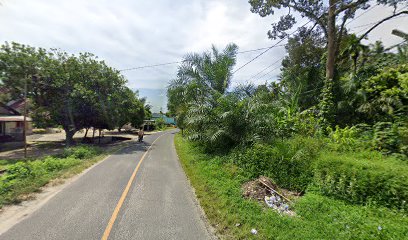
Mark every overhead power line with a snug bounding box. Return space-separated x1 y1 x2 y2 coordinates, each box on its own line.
238 44 286 54
251 57 284 82
231 0 346 75
247 57 283 80
244 4 406 83
119 3 406 74
345 4 378 26
231 19 313 75
118 43 287 72
353 15 407 30
119 61 182 72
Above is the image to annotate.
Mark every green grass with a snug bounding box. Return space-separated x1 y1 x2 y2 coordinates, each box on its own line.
313 150 408 210
0 144 123 208
175 134 408 239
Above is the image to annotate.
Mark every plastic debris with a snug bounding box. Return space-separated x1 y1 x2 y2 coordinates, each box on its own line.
378 226 382 231
251 229 258 235
235 223 241 227
264 192 291 214
243 176 297 216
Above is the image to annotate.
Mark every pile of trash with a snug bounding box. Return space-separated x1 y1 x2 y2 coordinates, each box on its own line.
242 176 296 216
264 194 289 213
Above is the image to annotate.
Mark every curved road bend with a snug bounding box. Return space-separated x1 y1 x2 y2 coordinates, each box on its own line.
0 130 214 240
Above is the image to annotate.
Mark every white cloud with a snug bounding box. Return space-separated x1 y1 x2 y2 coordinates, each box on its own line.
0 0 406 111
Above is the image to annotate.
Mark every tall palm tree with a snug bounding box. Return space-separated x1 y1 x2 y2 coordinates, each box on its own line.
177 43 238 94
167 44 239 149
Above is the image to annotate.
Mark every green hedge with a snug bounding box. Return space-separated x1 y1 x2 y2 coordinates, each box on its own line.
313 151 408 211
230 136 322 192
0 146 99 207
230 136 408 211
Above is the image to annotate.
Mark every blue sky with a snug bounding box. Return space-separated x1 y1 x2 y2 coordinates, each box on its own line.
0 0 406 112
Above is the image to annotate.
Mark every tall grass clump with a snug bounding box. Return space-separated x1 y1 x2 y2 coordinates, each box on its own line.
313 150 408 211
230 136 323 192
0 145 100 207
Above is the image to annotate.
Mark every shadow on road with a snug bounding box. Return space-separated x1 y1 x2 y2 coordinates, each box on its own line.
115 141 151 156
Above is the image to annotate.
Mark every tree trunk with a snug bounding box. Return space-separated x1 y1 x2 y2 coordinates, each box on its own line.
65 128 76 147
92 128 96 142
319 0 337 129
326 0 336 83
98 129 101 144
84 128 89 138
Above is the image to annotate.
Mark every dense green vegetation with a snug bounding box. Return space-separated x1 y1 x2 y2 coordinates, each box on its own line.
0 145 108 208
0 42 148 144
155 117 167 130
175 135 408 239
167 2 407 238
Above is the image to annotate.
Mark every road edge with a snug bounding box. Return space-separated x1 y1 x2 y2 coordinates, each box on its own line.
171 133 219 240
0 141 134 236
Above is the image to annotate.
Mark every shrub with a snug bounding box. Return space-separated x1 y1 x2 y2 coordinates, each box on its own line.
155 118 166 130
230 136 322 192
42 157 81 172
326 125 360 151
59 146 99 159
372 121 408 157
0 145 98 207
313 151 408 211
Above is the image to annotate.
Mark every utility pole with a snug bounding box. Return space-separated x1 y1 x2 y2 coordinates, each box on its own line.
23 78 27 158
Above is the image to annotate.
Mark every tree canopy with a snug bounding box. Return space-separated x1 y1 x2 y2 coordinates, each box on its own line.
249 0 408 125
0 42 146 145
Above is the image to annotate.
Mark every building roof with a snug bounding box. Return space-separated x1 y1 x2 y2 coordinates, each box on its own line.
0 102 21 116
7 99 25 113
0 116 32 122
152 113 164 118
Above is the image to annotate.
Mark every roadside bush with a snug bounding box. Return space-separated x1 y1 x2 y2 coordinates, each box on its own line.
42 156 81 172
326 125 360 151
155 118 166 130
372 121 408 157
313 151 408 211
59 145 99 159
0 146 99 207
230 136 322 192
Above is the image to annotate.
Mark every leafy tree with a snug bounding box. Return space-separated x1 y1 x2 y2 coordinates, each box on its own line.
0 42 47 101
340 34 369 75
249 0 408 124
168 43 238 140
336 41 407 126
113 88 145 131
358 64 408 123
280 27 325 110
140 97 152 120
155 117 166 130
0 42 143 145
30 51 128 144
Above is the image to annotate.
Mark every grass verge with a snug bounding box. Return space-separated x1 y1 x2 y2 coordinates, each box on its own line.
174 134 408 239
0 143 126 208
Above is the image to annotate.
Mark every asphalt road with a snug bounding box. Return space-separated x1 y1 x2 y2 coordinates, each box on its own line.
0 130 213 240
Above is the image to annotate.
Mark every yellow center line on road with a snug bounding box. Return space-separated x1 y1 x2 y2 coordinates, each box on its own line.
101 133 167 240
